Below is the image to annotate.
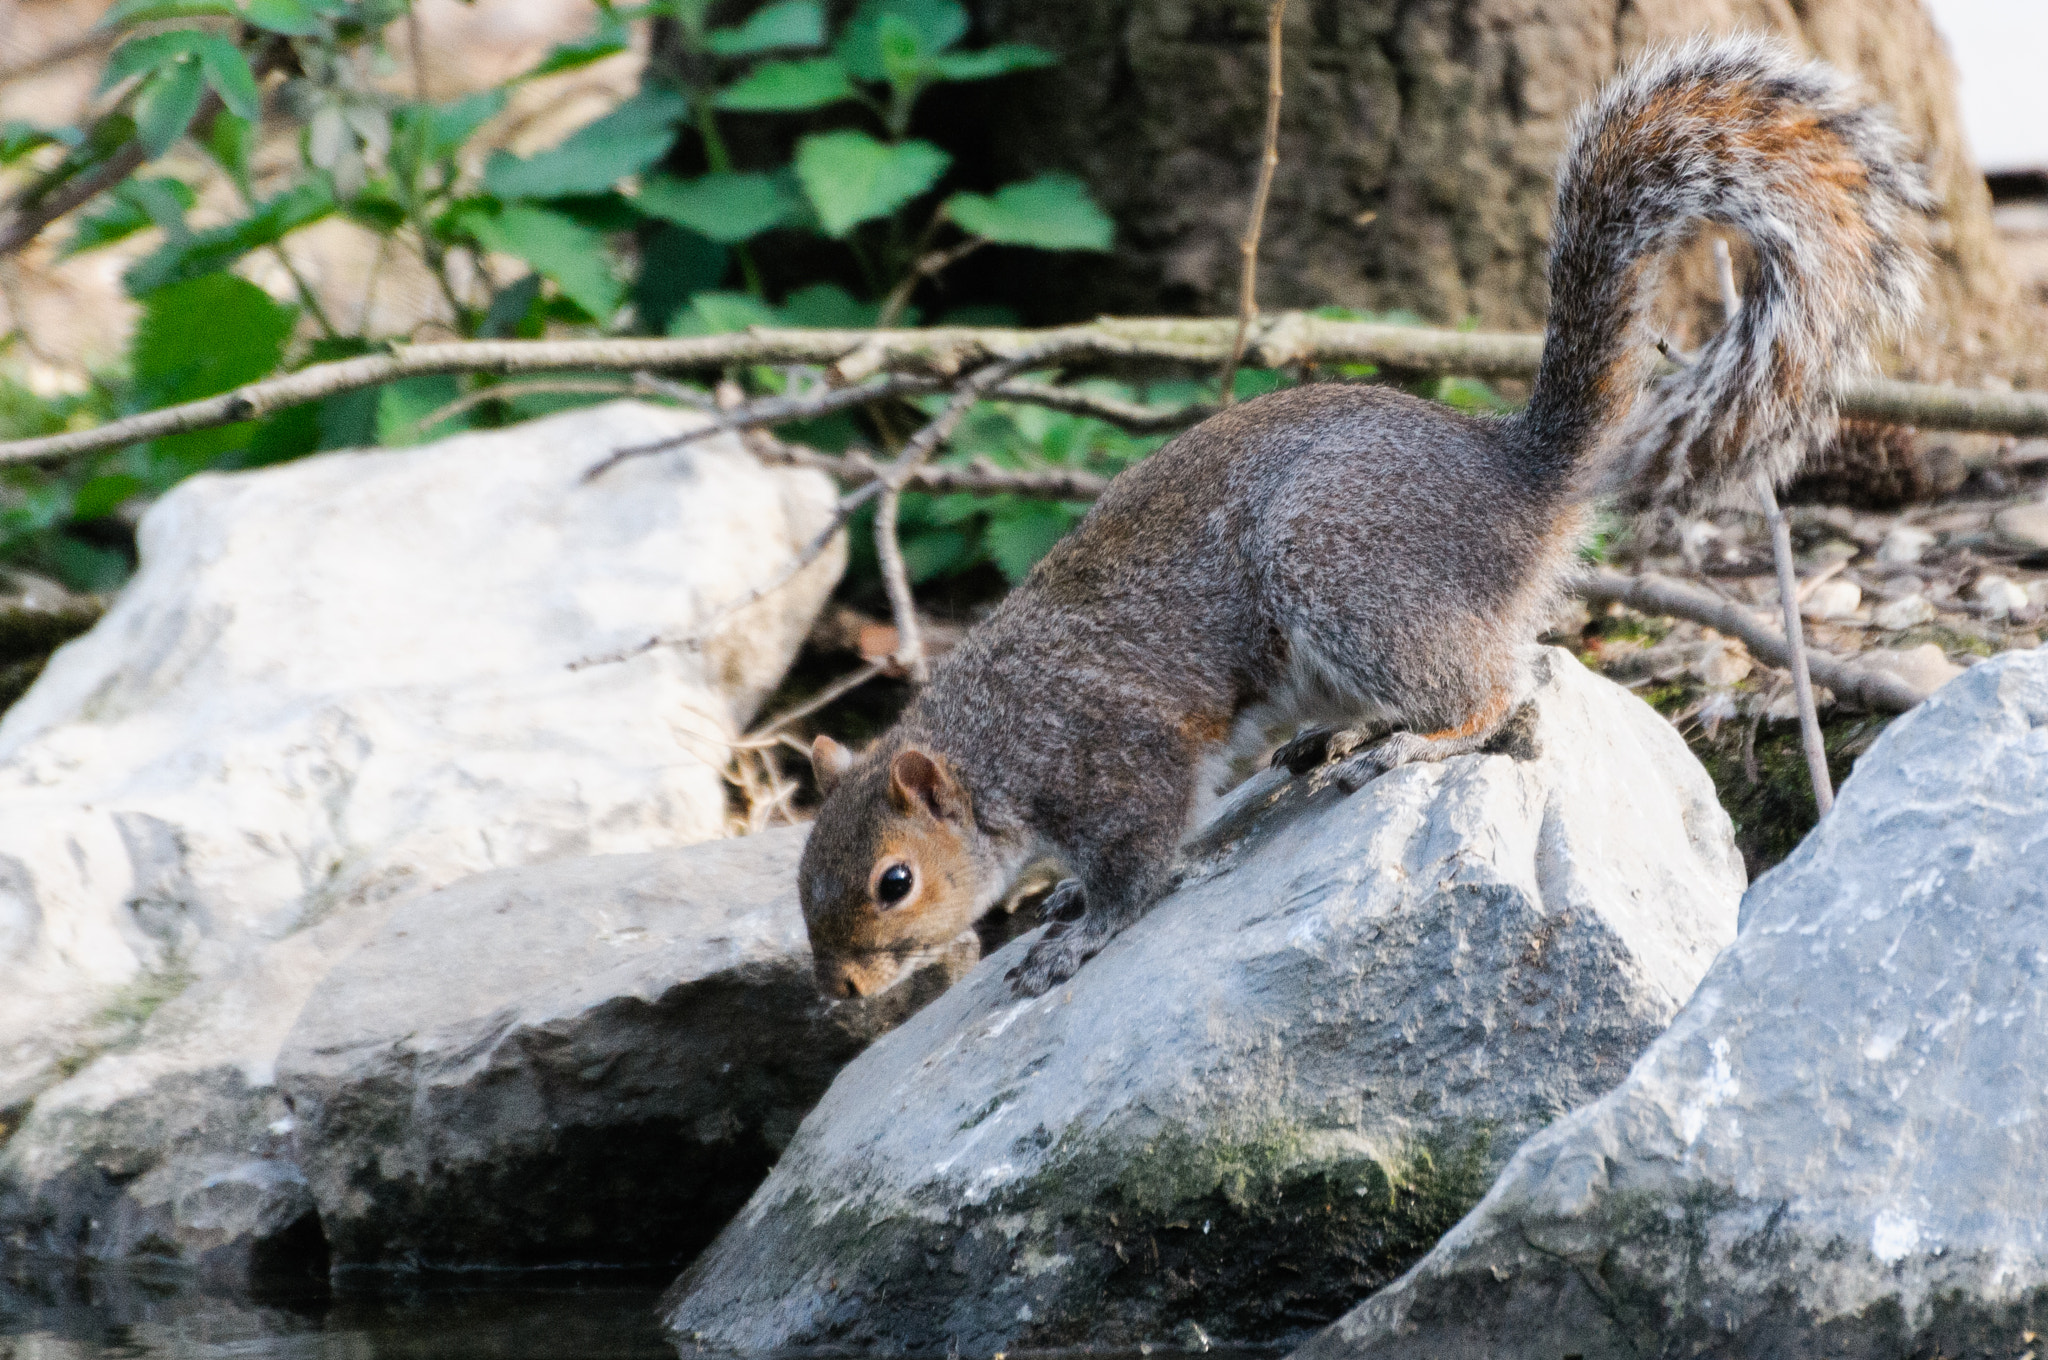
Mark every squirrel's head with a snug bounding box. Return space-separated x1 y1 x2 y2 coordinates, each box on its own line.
798 735 996 999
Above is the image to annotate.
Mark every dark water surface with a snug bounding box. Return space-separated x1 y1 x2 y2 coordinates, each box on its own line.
0 1264 676 1360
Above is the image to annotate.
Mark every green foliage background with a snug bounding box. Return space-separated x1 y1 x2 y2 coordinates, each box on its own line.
0 0 1507 607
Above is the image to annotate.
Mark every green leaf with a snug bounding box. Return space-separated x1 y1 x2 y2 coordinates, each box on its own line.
194 37 260 119
944 173 1111 250
706 0 825 55
124 178 336 295
930 43 1056 81
98 0 237 27
524 11 631 79
203 108 252 188
793 130 948 237
102 31 202 89
63 176 196 256
130 272 296 465
636 170 802 243
984 499 1079 582
777 282 877 328
464 203 624 321
632 223 727 334
242 0 326 35
482 83 686 200
0 121 65 164
837 0 968 81
669 290 778 336
131 58 207 157
712 57 854 112
71 473 147 522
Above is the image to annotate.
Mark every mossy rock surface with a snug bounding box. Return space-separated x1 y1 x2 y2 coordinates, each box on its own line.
663 650 1745 1352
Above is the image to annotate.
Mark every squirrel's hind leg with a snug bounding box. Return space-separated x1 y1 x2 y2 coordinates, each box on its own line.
1327 693 1540 792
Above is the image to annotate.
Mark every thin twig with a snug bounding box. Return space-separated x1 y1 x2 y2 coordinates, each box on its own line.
586 372 946 480
1717 238 1833 814
747 660 891 740
569 480 880 671
745 430 1112 498
873 489 926 682
4 317 2045 467
1218 0 1288 406
868 354 1041 681
1579 568 1926 714
876 236 985 329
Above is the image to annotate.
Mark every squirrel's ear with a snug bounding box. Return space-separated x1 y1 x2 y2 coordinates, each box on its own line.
811 735 855 793
889 748 967 823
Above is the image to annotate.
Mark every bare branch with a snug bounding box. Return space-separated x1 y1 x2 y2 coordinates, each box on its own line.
1219 0 1289 405
989 379 1212 433
585 372 946 481
745 430 1112 498
747 660 891 740
1578 568 1928 715
4 316 2045 468
0 138 149 259
873 489 926 683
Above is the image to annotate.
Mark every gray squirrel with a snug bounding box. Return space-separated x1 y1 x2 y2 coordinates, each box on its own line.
800 35 1932 999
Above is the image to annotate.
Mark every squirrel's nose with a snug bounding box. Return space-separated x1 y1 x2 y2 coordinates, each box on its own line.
838 975 863 999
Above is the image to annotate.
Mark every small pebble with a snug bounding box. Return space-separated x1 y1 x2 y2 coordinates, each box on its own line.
1971 574 2031 620
1876 525 1937 566
1993 503 2048 553
1686 637 1752 688
1801 579 1861 621
1872 594 1935 630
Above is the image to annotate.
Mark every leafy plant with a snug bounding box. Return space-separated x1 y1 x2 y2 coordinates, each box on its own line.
0 0 1115 592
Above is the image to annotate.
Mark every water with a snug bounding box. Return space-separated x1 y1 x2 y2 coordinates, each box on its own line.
0 1264 676 1360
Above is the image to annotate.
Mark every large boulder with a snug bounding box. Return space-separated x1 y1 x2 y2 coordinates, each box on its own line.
276 827 963 1272
0 401 843 1274
1293 649 2048 1360
661 648 1745 1352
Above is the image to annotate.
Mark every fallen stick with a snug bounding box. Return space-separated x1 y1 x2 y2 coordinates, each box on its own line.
1578 568 1928 714
5 315 2044 467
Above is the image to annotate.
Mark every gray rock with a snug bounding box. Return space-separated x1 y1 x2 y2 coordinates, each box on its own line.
277 828 961 1271
662 649 1744 1351
0 403 844 1276
0 400 842 1113
1292 648 2048 1360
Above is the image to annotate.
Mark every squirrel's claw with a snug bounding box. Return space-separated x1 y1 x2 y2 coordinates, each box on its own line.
1006 913 1101 996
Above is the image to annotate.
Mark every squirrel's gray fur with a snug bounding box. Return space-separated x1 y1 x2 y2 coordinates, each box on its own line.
799 35 1931 999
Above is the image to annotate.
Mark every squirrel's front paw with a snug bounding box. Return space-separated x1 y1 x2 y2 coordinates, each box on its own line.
1006 920 1099 997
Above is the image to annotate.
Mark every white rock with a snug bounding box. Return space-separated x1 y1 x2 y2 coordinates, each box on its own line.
0 400 843 1115
1859 642 1965 695
1970 572 2030 619
662 650 1744 1352
1292 650 2048 1360
1871 593 1936 630
2030 579 2048 610
1799 578 1860 621
1875 524 1937 565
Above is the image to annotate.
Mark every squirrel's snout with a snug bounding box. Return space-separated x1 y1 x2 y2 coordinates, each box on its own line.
814 954 891 1000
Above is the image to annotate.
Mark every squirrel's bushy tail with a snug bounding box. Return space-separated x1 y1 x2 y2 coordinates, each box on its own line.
1525 35 1933 512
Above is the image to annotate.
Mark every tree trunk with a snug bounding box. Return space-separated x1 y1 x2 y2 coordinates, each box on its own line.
953 0 2016 382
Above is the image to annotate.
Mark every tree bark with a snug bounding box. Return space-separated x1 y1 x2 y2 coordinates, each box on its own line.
956 0 2016 382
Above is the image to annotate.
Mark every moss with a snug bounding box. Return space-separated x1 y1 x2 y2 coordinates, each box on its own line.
1014 1121 1499 1344
45 964 195 1083
1687 710 1890 875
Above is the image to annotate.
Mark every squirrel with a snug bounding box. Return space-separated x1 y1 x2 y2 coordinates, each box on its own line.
799 35 1931 1000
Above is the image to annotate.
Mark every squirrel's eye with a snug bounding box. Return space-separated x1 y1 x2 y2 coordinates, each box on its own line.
876 863 914 906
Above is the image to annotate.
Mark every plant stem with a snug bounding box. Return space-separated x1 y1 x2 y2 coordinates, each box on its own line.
1218 0 1288 405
